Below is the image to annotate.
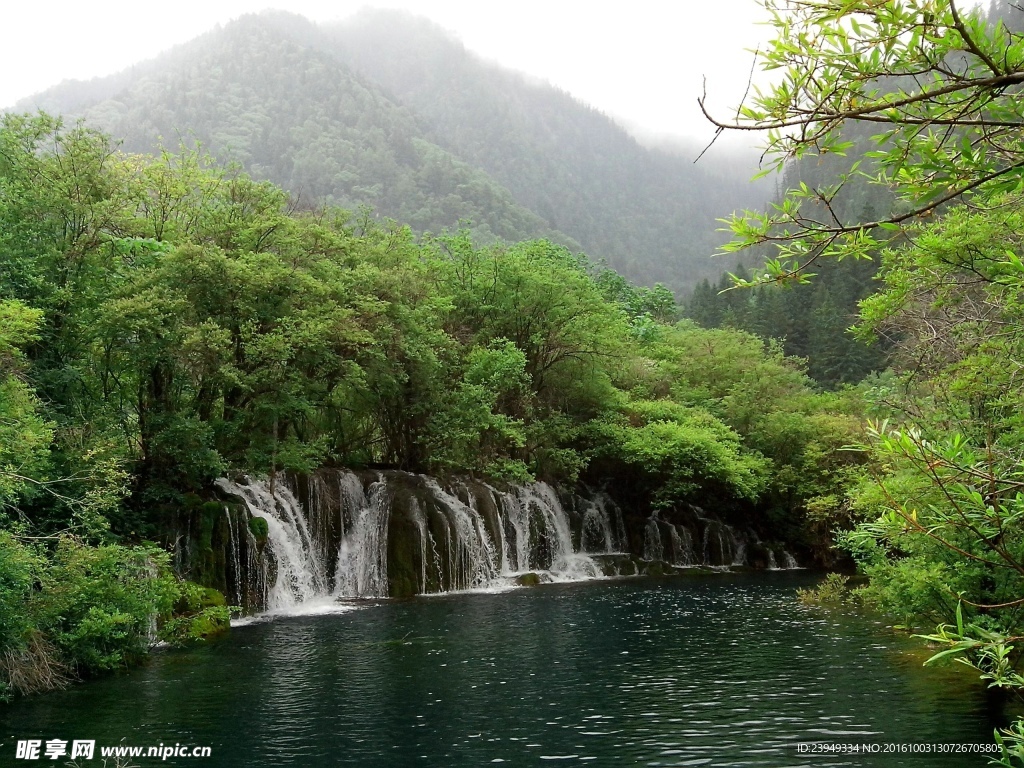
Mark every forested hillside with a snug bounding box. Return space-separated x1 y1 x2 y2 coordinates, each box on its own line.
685 120 894 387
14 11 767 291
19 15 568 251
0 113 856 698
319 10 764 287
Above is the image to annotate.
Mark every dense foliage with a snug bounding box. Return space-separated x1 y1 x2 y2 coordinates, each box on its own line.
711 0 1024 281
685 120 893 388
684 257 885 388
849 201 1024 665
0 112 856 696
712 0 1024 759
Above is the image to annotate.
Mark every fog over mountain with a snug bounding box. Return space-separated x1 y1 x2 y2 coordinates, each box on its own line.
15 10 771 290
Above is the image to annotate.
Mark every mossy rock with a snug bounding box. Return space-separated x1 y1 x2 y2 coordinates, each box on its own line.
516 572 541 587
166 583 231 643
248 516 269 541
182 493 205 511
173 583 227 614
642 560 667 577
387 498 423 598
594 554 638 577
747 543 772 570
201 501 223 516
679 567 718 577
199 587 227 608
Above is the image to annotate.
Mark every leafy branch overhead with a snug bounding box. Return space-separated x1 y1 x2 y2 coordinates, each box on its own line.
702 0 1024 283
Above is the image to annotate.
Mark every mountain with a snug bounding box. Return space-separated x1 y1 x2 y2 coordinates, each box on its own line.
20 15 565 250
14 10 768 290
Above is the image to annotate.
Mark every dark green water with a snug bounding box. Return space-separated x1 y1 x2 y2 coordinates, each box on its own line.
1 573 1003 766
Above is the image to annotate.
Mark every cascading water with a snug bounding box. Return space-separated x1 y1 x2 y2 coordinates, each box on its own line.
333 473 391 597
215 471 627 612
497 487 532 574
215 477 330 612
643 514 664 562
643 512 731 568
668 524 696 566
699 516 750 567
420 477 504 591
224 506 244 606
581 497 620 553
212 470 802 614
766 546 801 570
514 483 604 581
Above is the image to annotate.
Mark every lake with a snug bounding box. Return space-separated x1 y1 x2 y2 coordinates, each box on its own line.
1 572 1000 766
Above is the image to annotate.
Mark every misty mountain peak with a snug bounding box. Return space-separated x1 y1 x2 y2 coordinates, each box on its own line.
11 10 766 289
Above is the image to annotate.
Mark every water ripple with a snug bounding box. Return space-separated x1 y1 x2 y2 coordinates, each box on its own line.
0 573 996 767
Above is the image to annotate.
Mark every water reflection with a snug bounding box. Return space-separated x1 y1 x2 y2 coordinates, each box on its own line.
0 573 997 766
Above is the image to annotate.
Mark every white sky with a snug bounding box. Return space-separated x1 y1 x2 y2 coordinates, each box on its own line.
2 0 772 148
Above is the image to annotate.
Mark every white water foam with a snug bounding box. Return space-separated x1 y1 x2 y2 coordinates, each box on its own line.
216 472 629 610
215 472 797 613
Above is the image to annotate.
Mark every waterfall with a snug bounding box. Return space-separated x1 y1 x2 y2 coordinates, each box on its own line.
333 474 391 597
668 524 696 566
643 514 664 561
513 483 602 580
764 542 800 570
215 477 330 612
224 506 244 606
580 496 623 554
212 469 797 613
498 485 532 573
697 517 750 567
731 529 748 566
420 477 503 591
215 471 626 612
646 515 753 569
412 497 429 595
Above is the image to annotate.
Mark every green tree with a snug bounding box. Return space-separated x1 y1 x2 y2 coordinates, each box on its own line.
706 0 1024 282
438 235 630 479
714 4 1024 754
0 301 53 510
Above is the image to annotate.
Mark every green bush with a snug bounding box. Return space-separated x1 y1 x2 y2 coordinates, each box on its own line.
796 573 853 607
0 534 221 699
0 532 40 650
162 582 230 644
34 539 180 674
